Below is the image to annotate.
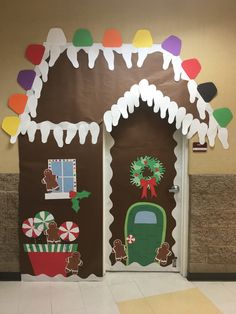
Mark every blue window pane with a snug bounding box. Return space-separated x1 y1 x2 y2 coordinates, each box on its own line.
54 177 63 192
63 178 74 192
63 161 74 176
134 211 157 224
51 161 62 176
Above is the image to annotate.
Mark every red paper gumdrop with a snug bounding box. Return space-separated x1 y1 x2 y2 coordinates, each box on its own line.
182 58 201 79
25 44 45 65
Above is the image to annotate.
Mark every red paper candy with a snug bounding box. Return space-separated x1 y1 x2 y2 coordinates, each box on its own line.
25 44 45 65
181 58 201 79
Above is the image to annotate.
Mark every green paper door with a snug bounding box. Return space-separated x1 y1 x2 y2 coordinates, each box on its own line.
125 202 166 266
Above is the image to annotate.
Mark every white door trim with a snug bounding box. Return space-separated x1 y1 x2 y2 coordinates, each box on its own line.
179 136 189 277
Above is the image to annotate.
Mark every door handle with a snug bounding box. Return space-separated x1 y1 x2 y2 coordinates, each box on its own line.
168 185 179 193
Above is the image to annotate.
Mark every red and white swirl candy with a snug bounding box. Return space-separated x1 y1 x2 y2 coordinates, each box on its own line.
58 221 79 242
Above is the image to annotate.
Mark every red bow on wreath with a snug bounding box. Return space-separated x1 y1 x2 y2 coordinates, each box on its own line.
140 177 157 198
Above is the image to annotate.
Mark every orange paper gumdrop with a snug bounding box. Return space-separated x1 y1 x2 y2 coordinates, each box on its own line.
102 29 122 47
8 94 28 114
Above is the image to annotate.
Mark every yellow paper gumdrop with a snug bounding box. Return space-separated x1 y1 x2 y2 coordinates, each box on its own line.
2 116 20 136
132 29 153 48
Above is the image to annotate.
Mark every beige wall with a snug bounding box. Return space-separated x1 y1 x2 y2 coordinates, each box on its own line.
0 0 235 174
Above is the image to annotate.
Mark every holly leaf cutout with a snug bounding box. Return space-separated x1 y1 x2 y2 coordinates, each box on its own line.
71 198 80 213
77 190 91 200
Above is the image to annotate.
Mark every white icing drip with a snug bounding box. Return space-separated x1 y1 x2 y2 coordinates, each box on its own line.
20 113 31 135
153 90 163 113
129 84 140 107
78 122 89 144
65 123 77 144
139 79 149 102
146 85 156 107
48 46 61 67
198 123 208 144
40 121 51 143
89 122 100 144
137 48 149 67
117 97 128 119
172 57 182 81
121 45 133 68
196 98 207 120
207 115 218 147
88 45 100 69
103 49 115 70
162 51 172 70
187 119 200 139
111 105 121 126
182 113 193 135
218 127 229 149
124 92 135 114
37 60 49 82
167 101 178 124
104 111 113 132
67 46 79 68
27 95 38 118
53 126 64 147
160 96 170 119
32 76 43 99
175 107 186 129
187 80 198 103
27 121 37 142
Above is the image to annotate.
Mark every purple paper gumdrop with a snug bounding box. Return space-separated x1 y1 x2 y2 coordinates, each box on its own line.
17 70 36 90
161 35 182 56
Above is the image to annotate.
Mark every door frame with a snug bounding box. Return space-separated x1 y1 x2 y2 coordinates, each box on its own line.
103 128 189 276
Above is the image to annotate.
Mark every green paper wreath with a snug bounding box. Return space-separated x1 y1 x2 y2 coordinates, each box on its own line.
130 156 165 198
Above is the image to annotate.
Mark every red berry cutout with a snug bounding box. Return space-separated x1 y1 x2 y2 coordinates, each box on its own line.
134 173 139 177
69 191 77 199
155 168 159 172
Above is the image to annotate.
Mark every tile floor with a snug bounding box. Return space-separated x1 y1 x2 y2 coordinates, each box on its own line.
0 272 236 314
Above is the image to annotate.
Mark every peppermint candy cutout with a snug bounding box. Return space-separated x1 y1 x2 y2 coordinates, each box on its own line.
34 210 55 231
22 218 42 238
58 221 79 242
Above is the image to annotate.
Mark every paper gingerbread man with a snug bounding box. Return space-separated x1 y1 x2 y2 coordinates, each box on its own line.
41 169 59 192
65 252 83 274
112 239 127 262
154 242 172 265
44 221 61 243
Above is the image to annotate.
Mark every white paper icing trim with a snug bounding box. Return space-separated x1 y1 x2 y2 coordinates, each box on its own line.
102 79 217 146
10 28 228 149
10 118 100 147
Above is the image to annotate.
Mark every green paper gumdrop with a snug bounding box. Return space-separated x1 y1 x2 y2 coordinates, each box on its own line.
72 28 93 47
213 108 233 128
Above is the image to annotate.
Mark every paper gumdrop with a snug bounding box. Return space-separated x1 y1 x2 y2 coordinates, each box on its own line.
46 28 67 45
8 94 28 114
213 108 233 127
2 116 20 136
25 44 45 65
132 29 153 48
73 28 93 47
17 70 36 90
161 35 182 56
102 29 122 47
197 82 217 102
182 58 201 79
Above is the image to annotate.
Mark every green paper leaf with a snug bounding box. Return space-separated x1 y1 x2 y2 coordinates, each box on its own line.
77 190 91 200
71 198 80 213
